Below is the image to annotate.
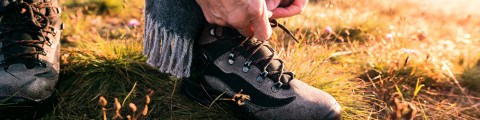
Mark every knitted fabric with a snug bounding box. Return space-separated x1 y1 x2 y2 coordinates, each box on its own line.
144 0 206 78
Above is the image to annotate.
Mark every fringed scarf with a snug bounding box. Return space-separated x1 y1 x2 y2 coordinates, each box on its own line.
143 0 205 78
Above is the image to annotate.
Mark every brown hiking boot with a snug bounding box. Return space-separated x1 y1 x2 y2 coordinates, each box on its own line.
182 22 342 120
0 0 62 118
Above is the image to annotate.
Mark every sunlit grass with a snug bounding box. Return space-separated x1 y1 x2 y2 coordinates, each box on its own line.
275 0 480 119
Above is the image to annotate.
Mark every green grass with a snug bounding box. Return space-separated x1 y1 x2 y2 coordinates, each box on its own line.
40 0 480 119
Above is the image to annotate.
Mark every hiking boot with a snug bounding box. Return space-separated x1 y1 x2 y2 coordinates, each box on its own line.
182 23 342 120
0 0 62 118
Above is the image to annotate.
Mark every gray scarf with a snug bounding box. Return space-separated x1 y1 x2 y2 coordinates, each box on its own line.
143 0 205 78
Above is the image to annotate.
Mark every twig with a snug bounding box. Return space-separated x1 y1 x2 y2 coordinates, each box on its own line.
123 81 137 106
209 92 226 108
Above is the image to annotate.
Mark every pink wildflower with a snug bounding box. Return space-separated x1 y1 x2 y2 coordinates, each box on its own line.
401 48 416 54
127 19 140 27
386 34 394 40
324 26 333 34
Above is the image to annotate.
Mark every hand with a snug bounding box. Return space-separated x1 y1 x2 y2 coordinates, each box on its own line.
267 0 308 19
196 0 273 41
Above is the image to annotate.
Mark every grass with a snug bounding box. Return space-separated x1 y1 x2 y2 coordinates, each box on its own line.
38 0 480 119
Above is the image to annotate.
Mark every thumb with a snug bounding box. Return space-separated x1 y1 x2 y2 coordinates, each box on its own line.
251 14 272 41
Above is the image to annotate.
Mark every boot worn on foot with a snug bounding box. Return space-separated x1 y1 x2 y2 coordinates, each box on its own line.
182 23 341 120
0 0 62 118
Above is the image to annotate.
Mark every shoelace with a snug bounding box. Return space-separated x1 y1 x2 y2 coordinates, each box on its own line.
211 19 298 92
0 1 53 69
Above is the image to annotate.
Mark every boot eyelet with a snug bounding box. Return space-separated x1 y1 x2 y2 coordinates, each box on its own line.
242 66 249 72
256 70 268 83
271 82 283 93
228 52 235 65
256 76 264 83
242 60 252 72
209 28 215 36
271 86 279 93
209 26 224 39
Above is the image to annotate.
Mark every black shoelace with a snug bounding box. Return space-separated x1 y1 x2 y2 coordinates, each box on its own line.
0 1 53 69
212 19 298 92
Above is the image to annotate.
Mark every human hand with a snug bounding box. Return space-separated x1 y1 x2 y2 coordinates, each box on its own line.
266 0 308 19
196 0 273 41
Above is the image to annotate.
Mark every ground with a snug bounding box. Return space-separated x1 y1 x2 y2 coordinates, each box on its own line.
25 0 480 119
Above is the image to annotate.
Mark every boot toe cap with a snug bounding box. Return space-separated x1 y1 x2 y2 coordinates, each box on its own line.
323 103 342 120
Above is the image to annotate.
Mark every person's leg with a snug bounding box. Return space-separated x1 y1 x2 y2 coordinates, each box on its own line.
0 0 62 118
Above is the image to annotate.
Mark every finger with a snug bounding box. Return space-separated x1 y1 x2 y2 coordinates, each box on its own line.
197 1 222 25
204 12 215 24
270 5 301 18
267 10 273 18
211 12 228 26
250 1 272 41
228 8 254 37
197 3 214 23
273 0 281 9
236 25 254 37
271 0 308 18
210 2 229 26
266 0 282 10
214 18 228 26
251 20 272 41
229 17 254 37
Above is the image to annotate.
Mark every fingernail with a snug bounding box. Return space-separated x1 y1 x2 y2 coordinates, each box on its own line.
267 11 273 18
267 0 275 10
267 27 272 39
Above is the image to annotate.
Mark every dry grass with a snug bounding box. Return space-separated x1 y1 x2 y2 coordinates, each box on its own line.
274 0 480 119
44 0 480 119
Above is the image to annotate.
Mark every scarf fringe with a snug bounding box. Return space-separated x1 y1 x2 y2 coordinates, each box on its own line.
143 14 193 78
